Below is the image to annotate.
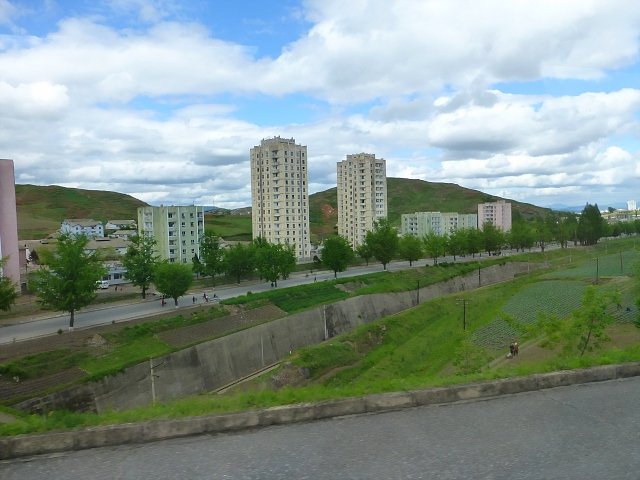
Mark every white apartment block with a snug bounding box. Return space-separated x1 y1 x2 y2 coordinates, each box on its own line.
250 137 311 260
337 153 387 248
400 212 478 237
137 205 204 264
60 219 104 238
477 200 512 232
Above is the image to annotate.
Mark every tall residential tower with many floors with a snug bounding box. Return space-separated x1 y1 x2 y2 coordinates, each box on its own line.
250 137 311 260
337 153 387 248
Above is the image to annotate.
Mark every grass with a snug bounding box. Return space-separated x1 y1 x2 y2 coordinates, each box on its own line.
0 350 90 381
204 214 252 241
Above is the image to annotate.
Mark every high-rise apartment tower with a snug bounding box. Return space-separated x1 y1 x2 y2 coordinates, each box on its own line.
250 137 310 260
337 153 387 248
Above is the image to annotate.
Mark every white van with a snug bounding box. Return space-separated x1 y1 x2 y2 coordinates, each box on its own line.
96 280 110 289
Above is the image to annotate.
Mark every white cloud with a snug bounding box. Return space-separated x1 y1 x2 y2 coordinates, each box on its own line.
1 0 639 211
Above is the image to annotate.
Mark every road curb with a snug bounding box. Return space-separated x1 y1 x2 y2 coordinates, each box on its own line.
1 362 639 460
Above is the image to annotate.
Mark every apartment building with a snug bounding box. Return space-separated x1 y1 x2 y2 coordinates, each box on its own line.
400 211 478 237
477 200 512 232
0 159 20 289
337 153 387 248
250 137 311 260
137 205 204 264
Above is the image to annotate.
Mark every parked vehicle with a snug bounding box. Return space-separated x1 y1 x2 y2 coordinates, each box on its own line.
96 280 110 289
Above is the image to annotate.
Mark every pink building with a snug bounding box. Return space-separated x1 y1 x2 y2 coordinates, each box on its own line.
478 200 512 232
0 159 20 289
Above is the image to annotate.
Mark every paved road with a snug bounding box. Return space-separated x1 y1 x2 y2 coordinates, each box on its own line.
0 246 554 344
1 377 638 479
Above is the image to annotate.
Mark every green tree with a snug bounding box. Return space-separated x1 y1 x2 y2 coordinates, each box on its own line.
31 233 107 329
365 218 399 270
481 222 504 255
398 234 423 266
321 235 354 278
223 243 255 284
0 257 18 311
463 228 483 258
154 262 194 306
423 232 447 265
255 242 296 287
572 286 619 356
122 233 159 299
446 229 466 261
198 232 225 285
355 242 373 265
534 286 620 356
577 203 606 245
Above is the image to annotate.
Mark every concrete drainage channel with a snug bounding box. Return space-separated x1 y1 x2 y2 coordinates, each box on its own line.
1 362 639 460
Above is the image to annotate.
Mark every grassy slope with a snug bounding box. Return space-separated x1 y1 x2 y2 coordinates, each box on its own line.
16 184 147 240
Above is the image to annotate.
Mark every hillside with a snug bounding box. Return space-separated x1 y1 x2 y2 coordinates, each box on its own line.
309 177 549 240
15 185 147 240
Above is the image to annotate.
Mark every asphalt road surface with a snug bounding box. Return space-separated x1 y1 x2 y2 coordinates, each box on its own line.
2 376 638 479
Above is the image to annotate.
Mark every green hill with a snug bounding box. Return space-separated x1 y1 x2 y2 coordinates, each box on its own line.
15 185 147 240
309 177 549 241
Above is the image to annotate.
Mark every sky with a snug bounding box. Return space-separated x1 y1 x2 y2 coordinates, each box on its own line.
1 0 639 210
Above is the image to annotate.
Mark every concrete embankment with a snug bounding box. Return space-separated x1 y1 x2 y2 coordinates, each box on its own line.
1 362 639 460
13 262 535 414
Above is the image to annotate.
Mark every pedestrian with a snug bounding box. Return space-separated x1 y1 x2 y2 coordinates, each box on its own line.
314 276 317 282
514 342 519 356
192 296 196 303
509 343 515 357
161 298 166 307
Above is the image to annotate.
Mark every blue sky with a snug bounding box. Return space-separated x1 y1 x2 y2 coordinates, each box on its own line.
0 0 639 210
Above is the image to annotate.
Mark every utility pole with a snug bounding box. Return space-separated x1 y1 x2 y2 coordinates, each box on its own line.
457 298 471 330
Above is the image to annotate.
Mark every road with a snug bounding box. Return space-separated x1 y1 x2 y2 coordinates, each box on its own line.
1 376 638 479
0 247 552 344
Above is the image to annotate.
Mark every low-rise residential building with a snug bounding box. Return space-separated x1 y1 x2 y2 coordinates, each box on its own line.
400 212 478 237
60 219 104 238
105 220 137 231
85 237 130 256
477 200 512 232
109 229 137 240
138 205 204 264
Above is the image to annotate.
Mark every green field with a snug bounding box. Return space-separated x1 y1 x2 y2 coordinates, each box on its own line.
204 214 252 240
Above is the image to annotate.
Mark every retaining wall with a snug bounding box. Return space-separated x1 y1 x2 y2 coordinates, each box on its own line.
15 262 532 414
